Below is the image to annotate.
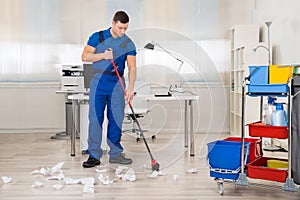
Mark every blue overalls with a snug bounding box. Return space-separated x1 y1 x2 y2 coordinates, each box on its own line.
86 28 136 160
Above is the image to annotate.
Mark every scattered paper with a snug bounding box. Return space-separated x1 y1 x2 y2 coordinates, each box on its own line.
52 184 64 190
95 169 107 173
2 176 12 184
80 177 95 185
158 171 166 176
147 170 159 178
30 162 64 176
172 174 180 182
83 184 94 193
122 168 136 182
98 174 114 185
51 162 64 174
64 177 81 185
147 170 166 178
81 177 95 193
40 167 51 176
115 166 128 175
46 171 64 180
29 170 40 175
186 168 198 174
31 180 43 188
96 165 107 170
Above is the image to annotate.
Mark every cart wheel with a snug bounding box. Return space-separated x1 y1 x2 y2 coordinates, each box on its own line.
217 182 224 195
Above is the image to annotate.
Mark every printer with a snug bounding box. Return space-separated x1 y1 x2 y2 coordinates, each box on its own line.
60 65 85 92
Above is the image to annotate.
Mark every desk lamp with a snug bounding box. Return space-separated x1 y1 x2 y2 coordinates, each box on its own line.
144 41 184 97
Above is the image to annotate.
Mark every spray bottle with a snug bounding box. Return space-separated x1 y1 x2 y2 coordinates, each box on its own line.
262 97 276 125
271 103 288 126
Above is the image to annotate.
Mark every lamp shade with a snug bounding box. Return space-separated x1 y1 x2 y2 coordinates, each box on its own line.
144 42 155 50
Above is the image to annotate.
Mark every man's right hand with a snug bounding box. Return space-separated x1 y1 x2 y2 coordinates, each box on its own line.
103 49 113 60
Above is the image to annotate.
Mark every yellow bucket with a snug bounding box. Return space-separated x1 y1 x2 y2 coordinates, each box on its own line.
269 65 293 84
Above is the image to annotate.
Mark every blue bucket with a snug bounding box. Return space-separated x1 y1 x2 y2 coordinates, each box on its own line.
207 140 250 180
249 65 268 85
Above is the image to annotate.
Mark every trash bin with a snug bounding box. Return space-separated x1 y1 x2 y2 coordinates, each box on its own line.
291 76 300 184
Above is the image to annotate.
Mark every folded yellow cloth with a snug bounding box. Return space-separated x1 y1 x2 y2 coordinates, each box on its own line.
267 159 288 169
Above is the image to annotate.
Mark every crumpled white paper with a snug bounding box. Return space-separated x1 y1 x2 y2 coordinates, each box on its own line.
83 184 94 193
64 177 81 185
147 170 166 178
30 162 64 176
51 162 64 174
52 184 64 190
46 171 64 180
31 180 43 188
95 165 108 173
1 176 12 184
172 174 180 182
81 177 95 193
122 168 136 181
115 166 128 175
98 174 114 185
30 167 51 176
147 170 159 178
95 169 107 173
115 166 129 179
186 168 198 174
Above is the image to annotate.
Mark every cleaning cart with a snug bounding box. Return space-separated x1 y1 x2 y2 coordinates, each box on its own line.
241 65 297 191
208 65 299 195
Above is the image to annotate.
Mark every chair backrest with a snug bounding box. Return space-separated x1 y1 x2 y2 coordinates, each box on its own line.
125 80 150 114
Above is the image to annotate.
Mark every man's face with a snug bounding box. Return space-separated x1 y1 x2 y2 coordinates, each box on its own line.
111 21 128 37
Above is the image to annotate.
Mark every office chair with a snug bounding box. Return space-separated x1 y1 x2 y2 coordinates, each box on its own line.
122 81 155 141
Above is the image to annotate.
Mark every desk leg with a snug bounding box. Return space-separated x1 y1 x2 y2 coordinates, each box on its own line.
71 100 78 157
184 100 188 147
189 100 195 156
51 101 80 140
51 101 72 139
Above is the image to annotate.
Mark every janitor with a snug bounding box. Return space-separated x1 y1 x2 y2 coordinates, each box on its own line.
81 11 136 168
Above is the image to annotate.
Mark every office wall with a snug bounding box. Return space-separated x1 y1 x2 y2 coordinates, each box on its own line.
254 0 300 64
1 0 299 133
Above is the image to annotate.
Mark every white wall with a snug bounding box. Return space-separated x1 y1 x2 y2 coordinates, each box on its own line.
1 0 299 133
253 0 300 64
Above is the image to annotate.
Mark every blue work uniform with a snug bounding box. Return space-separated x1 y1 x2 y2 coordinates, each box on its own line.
86 27 136 160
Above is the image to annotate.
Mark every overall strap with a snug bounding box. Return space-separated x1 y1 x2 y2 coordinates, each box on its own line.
99 31 104 44
99 30 131 48
120 38 131 48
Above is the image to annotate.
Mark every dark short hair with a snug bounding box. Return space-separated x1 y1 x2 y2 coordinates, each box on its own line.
113 11 129 24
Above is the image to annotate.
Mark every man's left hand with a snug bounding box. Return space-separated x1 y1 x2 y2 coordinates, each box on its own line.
125 88 134 103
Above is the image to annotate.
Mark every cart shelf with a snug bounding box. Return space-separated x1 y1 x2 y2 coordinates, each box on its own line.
246 157 288 183
248 121 288 139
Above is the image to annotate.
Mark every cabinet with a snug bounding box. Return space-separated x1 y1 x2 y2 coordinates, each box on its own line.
230 25 270 136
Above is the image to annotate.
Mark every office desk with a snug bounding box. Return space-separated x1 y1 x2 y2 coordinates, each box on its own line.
68 93 199 157
141 94 199 156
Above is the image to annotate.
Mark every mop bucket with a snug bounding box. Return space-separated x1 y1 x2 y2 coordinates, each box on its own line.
207 140 250 180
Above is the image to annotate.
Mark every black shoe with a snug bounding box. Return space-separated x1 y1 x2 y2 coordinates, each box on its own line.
109 154 133 165
82 157 100 168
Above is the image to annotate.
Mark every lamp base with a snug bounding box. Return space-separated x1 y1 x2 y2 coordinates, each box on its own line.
154 92 172 97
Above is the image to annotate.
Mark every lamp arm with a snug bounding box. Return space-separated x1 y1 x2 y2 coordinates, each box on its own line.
155 43 184 63
168 57 184 93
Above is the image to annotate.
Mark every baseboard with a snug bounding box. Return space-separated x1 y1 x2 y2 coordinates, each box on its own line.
149 128 229 134
0 128 65 134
